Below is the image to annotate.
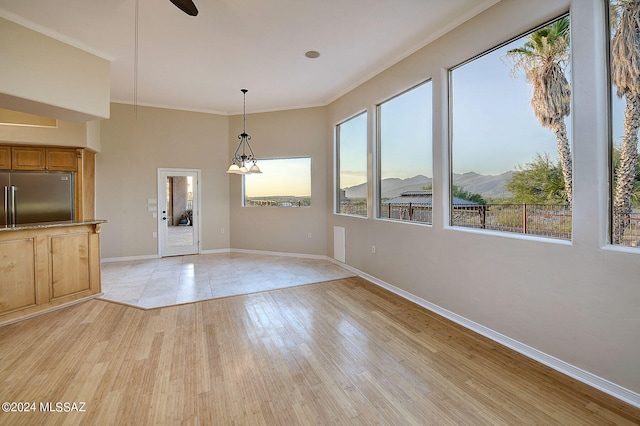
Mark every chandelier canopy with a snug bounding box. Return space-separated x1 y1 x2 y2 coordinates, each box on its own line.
227 89 261 174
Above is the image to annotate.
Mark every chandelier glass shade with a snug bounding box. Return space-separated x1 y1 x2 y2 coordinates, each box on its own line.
227 89 261 174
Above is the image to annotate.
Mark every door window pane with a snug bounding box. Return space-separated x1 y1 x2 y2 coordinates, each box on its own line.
166 176 194 246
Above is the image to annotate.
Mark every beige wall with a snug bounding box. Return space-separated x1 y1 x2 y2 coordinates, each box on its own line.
327 0 640 396
98 104 329 259
0 18 110 122
0 119 90 147
97 103 231 258
229 107 328 256
86 120 101 152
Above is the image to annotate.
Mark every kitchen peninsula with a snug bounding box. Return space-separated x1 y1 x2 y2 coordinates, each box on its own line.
0 144 104 325
0 220 105 325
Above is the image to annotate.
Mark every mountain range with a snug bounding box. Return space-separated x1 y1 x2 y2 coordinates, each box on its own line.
343 171 514 200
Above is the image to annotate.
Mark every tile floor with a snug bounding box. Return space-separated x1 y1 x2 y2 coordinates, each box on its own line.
99 252 355 309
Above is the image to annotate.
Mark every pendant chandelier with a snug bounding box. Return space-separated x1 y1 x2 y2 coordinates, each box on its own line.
227 89 261 174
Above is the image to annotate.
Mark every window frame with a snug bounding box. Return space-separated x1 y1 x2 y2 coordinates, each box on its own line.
242 156 312 208
376 79 433 225
607 0 640 249
335 110 368 217
448 14 573 241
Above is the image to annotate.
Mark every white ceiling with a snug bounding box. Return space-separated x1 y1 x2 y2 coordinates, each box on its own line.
0 0 499 115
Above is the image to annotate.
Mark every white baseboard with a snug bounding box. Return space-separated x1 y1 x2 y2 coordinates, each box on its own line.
328 259 640 409
200 248 231 255
103 248 230 263
229 248 328 260
101 248 322 263
101 254 159 263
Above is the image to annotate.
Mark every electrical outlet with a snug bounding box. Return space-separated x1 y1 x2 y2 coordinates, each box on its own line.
221 228 225 234
371 245 376 254
308 232 312 239
152 231 157 238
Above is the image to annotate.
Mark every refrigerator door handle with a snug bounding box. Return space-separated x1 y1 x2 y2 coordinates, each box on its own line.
9 185 16 225
3 186 7 225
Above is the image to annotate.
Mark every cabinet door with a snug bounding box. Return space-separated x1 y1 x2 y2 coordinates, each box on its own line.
0 146 10 170
0 238 37 315
47 148 77 171
12 147 46 170
50 232 91 299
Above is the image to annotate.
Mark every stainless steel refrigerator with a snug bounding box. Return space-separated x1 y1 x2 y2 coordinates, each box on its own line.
1 171 74 226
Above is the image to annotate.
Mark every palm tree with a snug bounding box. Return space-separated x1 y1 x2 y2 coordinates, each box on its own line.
611 0 640 244
506 17 572 205
613 144 640 206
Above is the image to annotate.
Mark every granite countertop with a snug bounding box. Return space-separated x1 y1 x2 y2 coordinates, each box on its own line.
0 220 107 232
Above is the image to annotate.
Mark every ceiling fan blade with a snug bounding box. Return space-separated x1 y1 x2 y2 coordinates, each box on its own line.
169 0 198 16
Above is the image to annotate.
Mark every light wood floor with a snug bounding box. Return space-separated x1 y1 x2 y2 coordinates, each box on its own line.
0 277 638 425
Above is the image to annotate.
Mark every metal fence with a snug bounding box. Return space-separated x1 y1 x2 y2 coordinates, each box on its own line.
360 202 640 247
451 203 572 240
380 203 433 224
613 211 640 247
380 202 572 239
339 201 367 217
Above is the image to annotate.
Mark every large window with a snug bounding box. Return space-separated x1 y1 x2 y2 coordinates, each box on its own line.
336 112 368 216
244 157 311 207
450 16 572 240
609 0 640 248
377 81 433 224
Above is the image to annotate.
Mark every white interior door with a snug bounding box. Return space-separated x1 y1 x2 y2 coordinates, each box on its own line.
158 168 200 257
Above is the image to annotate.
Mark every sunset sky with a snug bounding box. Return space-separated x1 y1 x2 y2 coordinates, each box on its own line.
244 157 311 197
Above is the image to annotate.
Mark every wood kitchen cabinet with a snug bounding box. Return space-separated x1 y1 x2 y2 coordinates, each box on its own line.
0 146 10 169
11 146 46 170
75 149 95 220
11 146 77 171
0 237 38 314
47 148 78 171
50 231 91 299
0 222 104 325
0 143 102 326
1 144 94 220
